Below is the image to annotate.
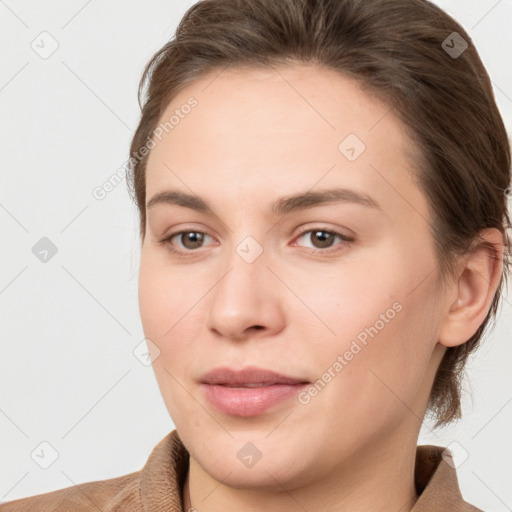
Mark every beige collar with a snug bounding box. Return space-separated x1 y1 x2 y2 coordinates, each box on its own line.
138 430 481 511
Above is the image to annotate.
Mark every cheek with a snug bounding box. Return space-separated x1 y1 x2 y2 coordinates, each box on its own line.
295 261 400 350
138 249 191 341
138 253 200 424
138 250 205 369
306 257 438 428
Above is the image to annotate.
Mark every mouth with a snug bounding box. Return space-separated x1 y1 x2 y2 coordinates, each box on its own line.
199 366 310 417
200 366 309 386
216 383 285 388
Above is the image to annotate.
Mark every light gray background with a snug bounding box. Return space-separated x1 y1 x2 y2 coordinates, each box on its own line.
1 0 511 509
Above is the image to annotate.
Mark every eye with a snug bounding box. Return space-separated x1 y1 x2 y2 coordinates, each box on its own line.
293 227 353 253
160 230 215 253
159 227 353 257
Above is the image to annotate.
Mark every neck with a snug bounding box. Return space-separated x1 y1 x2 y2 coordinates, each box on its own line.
182 427 420 512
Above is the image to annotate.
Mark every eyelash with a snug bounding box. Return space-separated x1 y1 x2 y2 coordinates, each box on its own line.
159 227 353 258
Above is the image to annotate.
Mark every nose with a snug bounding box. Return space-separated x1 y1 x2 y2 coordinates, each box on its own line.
205 245 286 341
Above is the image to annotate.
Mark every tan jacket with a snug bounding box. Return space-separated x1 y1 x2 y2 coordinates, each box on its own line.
0 430 482 511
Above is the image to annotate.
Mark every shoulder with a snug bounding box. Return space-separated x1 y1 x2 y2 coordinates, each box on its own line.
0 470 141 512
0 430 187 512
413 444 483 511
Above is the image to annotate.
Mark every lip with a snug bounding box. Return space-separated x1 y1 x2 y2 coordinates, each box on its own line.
200 366 309 417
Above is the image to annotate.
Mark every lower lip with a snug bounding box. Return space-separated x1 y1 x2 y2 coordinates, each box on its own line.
201 383 308 417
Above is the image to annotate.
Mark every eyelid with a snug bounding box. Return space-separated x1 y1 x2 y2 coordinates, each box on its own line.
159 228 217 251
159 224 354 256
293 224 354 241
291 226 354 253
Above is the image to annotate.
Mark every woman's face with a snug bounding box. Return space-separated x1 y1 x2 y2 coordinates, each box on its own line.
138 64 447 488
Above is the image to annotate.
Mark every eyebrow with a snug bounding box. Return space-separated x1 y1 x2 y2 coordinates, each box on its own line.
146 187 382 215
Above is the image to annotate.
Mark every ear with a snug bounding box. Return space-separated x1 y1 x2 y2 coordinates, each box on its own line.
438 228 505 348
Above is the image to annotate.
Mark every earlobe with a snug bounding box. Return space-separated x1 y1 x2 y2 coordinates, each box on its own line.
438 228 505 348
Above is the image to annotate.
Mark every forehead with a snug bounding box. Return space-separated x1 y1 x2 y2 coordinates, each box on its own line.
145 63 428 222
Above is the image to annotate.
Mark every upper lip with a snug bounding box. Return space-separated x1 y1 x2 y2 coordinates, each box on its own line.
200 366 309 386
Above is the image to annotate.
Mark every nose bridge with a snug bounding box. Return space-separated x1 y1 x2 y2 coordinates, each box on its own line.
218 196 269 275
217 232 269 301
206 229 281 338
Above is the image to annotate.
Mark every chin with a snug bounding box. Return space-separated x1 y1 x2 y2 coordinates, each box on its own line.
184 429 315 489
203 455 309 491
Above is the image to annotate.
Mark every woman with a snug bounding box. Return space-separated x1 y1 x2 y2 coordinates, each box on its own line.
1 0 509 510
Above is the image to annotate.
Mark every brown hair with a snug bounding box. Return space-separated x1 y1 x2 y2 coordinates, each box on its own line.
127 0 511 428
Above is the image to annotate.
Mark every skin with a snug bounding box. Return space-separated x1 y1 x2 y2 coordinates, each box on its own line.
138 63 503 512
